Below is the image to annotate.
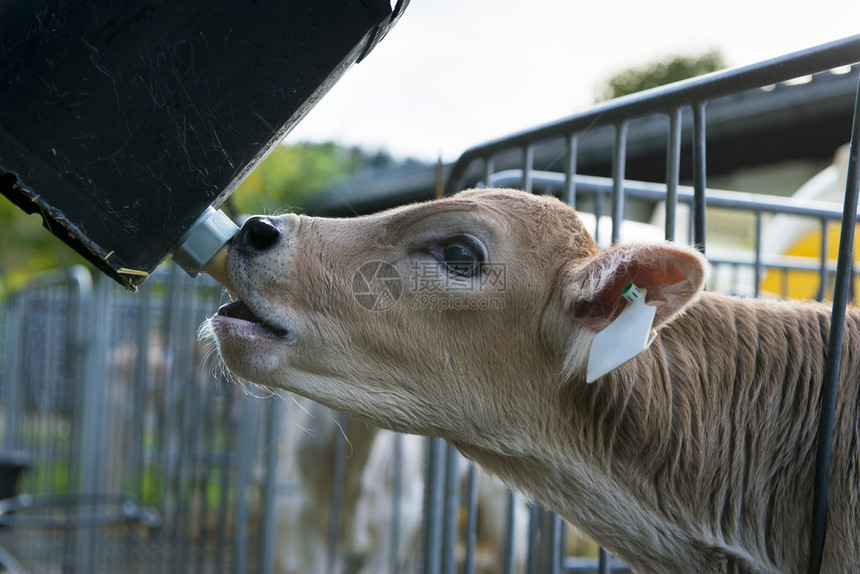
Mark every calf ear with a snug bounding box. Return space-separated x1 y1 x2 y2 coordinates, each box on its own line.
564 243 707 332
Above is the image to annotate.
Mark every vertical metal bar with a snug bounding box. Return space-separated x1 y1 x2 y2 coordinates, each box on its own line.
665 108 683 241
611 121 629 245
553 515 566 574
390 432 404 573
597 547 610 574
693 101 708 253
522 144 534 194
216 388 235 574
158 266 182 572
3 294 24 450
76 276 105 574
442 443 461 574
463 465 479 574
817 218 829 302
753 211 763 298
422 437 446 574
233 398 255 574
564 134 578 208
327 411 349 574
260 396 283 574
131 285 151 501
808 72 860 574
536 510 564 574
484 156 496 188
503 490 517 574
525 503 540 574
594 183 605 246
173 286 197 574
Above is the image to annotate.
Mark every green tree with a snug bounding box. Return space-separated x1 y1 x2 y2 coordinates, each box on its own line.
0 192 90 295
595 50 726 102
229 142 393 216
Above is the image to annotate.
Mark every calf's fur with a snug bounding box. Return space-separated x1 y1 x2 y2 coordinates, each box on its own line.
203 188 859 573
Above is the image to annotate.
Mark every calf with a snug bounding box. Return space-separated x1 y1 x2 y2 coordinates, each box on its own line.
202 188 860 573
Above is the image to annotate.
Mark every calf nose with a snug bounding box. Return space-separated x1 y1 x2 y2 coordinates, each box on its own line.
235 216 281 253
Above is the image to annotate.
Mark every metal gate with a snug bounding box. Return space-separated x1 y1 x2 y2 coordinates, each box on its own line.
0 266 283 573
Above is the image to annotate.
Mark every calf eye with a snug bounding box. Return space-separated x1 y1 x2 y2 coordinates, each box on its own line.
435 235 485 277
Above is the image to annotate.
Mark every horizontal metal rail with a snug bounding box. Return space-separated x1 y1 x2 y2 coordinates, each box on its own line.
489 170 850 220
446 35 860 195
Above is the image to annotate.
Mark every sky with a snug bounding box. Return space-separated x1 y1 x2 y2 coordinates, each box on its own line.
283 0 860 163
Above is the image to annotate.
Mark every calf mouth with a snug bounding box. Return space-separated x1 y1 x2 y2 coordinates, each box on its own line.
216 300 291 338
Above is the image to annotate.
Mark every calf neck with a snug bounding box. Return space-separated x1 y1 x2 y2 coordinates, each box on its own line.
203 189 860 573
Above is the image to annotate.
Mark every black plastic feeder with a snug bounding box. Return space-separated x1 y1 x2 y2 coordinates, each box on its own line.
0 0 406 290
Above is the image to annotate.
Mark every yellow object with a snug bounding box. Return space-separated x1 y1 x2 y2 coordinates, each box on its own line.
761 222 858 300
203 244 236 294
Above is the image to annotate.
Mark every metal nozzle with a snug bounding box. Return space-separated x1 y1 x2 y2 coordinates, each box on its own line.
173 207 239 277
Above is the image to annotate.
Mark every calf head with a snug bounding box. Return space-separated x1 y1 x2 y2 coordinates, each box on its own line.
204 188 706 454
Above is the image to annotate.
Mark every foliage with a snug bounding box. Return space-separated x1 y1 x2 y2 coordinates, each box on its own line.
595 50 726 102
228 142 393 216
0 193 89 296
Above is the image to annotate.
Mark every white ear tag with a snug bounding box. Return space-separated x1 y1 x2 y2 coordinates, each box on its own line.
586 283 657 383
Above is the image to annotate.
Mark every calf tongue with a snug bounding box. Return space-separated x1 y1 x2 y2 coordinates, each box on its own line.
216 300 290 337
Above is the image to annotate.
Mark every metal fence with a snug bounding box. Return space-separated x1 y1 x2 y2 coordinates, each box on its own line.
0 266 284 573
438 35 860 574
0 35 858 574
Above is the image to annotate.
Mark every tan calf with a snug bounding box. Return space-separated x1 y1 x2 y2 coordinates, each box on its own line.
202 188 860 573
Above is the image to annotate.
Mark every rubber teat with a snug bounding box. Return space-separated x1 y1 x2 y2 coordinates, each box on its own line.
203 244 237 295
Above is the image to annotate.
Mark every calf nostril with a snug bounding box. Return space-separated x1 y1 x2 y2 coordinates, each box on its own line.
237 216 281 252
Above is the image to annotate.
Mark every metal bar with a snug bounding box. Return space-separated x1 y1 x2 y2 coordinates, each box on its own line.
503 490 517 574
422 437 446 574
131 285 152 502
390 432 404 573
484 156 496 189
233 399 255 574
216 384 235 574
665 108 683 241
488 171 852 220
526 503 540 574
159 266 182 573
818 218 829 302
463 464 479 574
445 35 860 193
808 71 860 574
692 101 707 252
260 396 283 574
522 144 535 193
598 547 610 574
3 293 24 450
170 276 193 574
76 277 108 574
442 443 461 574
594 184 604 246
753 211 763 297
611 121 629 244
565 134 578 208
327 411 349 574
552 515 565 574
174 288 198 574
